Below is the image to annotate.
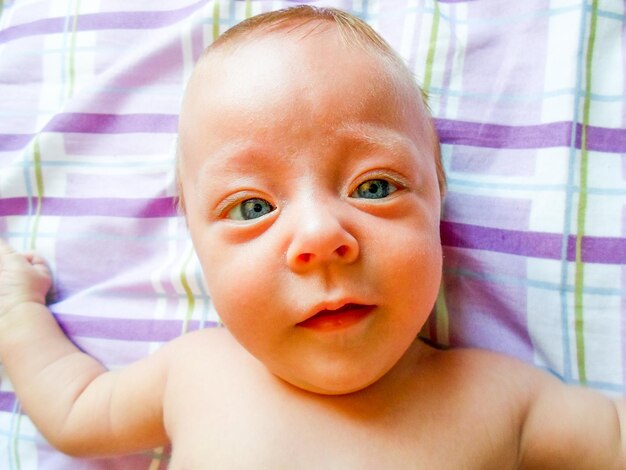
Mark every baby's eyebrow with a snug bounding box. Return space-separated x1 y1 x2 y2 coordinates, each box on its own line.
193 143 287 198
337 123 420 157
196 142 257 174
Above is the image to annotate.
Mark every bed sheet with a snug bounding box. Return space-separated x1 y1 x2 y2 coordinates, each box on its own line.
0 0 624 468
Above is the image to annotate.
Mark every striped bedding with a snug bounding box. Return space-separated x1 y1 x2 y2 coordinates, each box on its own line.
0 0 624 468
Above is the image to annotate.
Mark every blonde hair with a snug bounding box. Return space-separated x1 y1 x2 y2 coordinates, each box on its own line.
177 5 445 214
209 5 395 57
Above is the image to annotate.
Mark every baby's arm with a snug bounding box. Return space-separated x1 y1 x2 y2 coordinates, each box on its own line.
518 368 626 469
0 240 169 456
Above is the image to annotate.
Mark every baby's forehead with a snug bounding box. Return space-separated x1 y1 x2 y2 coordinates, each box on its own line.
198 20 412 86
181 31 433 161
190 32 424 121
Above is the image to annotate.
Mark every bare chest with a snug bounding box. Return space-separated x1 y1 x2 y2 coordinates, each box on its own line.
165 374 519 470
162 334 522 469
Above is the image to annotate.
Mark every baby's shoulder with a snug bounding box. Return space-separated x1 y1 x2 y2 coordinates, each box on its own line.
159 327 268 410
161 327 250 370
423 343 543 378
166 326 234 349
412 344 552 407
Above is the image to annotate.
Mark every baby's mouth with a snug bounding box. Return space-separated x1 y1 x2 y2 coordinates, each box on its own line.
297 303 375 332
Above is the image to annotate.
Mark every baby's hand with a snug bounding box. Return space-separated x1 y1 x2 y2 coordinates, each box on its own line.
0 240 52 319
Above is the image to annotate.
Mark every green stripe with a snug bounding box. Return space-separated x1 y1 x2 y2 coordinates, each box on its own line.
212 1 220 41
29 138 44 250
12 410 22 470
67 0 81 98
434 281 450 345
422 1 440 93
180 246 196 334
146 446 167 469
245 0 252 19
574 0 599 385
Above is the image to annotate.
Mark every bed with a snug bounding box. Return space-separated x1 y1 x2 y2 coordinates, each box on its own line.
1 0 624 468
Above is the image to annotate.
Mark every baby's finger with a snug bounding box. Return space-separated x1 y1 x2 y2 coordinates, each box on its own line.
21 252 43 270
23 252 41 264
21 251 51 275
27 253 48 267
33 261 52 281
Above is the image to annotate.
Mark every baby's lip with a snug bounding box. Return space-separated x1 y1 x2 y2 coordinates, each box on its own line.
297 303 375 331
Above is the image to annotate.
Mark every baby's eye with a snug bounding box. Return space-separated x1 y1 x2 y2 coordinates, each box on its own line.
350 179 398 199
227 198 275 221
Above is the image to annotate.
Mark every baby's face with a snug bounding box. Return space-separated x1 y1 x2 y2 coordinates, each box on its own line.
178 26 442 394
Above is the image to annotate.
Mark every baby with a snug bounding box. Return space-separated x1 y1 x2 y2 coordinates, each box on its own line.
0 6 624 469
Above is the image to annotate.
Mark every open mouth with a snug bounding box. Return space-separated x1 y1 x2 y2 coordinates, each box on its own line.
297 303 375 331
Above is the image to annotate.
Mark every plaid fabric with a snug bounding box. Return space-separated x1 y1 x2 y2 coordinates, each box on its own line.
0 0 624 467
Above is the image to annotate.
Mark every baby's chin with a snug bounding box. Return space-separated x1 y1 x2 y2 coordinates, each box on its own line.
263 338 431 395
268 364 390 396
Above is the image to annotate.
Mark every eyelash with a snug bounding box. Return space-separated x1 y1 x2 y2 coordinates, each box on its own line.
349 171 407 197
216 192 266 218
227 198 275 221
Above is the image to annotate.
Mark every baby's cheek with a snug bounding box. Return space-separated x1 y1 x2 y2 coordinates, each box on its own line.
385 233 440 292
205 252 272 320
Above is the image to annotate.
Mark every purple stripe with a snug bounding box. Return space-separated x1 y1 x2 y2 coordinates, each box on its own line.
0 392 16 413
0 197 28 215
435 119 626 152
0 113 178 151
0 134 32 151
0 197 178 218
441 221 626 264
583 125 626 153
55 313 209 341
45 113 178 134
0 1 206 44
0 113 177 151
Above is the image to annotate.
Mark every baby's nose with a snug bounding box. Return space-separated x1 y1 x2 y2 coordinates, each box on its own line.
285 206 359 273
